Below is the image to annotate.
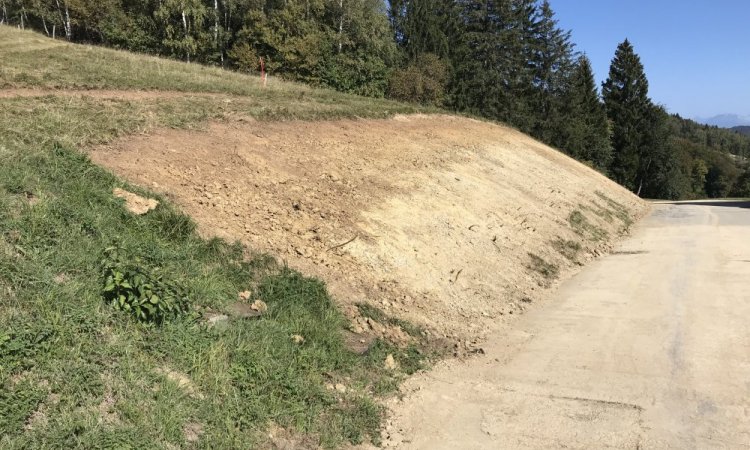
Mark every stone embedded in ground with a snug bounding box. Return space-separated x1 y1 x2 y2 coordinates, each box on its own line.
227 302 263 319
343 330 376 355
204 312 230 328
291 334 305 344
238 290 251 301
112 188 159 215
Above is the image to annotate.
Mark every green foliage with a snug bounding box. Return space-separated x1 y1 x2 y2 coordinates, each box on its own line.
101 247 192 324
154 0 210 62
595 191 634 226
388 53 448 105
0 31 435 445
602 39 653 191
731 170 750 197
556 55 612 171
6 1 746 200
389 0 459 60
569 210 608 241
527 253 559 280
733 126 750 138
551 238 582 262
356 303 424 339
0 380 46 436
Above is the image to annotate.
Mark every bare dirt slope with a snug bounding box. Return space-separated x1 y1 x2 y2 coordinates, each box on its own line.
380 201 750 449
91 114 647 340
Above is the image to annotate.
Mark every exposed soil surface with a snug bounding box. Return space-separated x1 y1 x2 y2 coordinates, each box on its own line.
377 201 750 449
91 114 647 340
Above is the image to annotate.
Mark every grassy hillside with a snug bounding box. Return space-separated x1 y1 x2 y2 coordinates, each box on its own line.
0 26 425 121
0 27 431 449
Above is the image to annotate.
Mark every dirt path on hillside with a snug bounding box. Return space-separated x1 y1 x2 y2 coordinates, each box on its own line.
90 115 645 341
0 88 231 100
379 201 750 449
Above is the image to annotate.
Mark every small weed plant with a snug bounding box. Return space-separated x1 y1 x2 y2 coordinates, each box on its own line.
101 247 191 324
527 253 559 280
552 238 582 262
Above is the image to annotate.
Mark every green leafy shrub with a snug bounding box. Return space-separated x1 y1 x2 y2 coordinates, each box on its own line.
388 53 449 106
101 247 191 324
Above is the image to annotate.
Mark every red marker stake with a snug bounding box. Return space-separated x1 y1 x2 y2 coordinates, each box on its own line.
260 57 267 87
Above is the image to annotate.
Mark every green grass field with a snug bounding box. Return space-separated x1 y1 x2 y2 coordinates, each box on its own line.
0 26 433 448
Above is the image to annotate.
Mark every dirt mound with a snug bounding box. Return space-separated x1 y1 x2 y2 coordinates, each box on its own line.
91 114 647 339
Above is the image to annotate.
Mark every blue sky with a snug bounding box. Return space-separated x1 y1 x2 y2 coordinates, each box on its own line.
552 0 750 121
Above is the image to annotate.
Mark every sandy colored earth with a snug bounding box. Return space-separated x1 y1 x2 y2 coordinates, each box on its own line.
379 201 750 449
112 188 159 215
91 114 646 341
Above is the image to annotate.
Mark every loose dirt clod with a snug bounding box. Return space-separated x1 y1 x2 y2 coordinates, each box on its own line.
385 354 398 371
155 367 204 400
251 300 268 314
112 188 158 215
183 422 205 443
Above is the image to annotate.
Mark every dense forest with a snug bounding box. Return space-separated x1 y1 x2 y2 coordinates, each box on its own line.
2 0 749 199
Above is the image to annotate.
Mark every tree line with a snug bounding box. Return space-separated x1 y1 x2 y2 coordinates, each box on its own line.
2 0 748 199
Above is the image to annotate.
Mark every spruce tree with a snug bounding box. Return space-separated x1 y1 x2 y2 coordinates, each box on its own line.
389 0 459 61
529 0 575 144
637 104 683 199
450 0 540 128
450 0 515 120
557 55 612 170
602 39 652 190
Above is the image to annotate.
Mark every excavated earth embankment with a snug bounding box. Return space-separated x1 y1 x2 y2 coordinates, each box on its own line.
91 114 648 343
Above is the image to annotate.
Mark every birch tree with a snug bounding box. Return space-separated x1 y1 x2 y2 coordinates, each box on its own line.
155 0 209 62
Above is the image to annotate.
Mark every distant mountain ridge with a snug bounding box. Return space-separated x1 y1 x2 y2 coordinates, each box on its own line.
732 126 750 137
696 114 750 128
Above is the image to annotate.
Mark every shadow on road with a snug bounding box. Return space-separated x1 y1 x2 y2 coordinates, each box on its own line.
663 200 750 209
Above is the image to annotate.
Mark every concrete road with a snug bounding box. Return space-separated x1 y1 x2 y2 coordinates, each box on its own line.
386 201 750 449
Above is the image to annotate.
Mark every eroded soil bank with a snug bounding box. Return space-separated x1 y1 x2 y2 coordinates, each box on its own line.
91 114 647 342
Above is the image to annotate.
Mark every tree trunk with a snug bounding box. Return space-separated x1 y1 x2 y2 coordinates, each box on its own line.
64 4 72 40
214 0 219 43
214 0 224 64
55 0 72 40
636 157 653 198
338 0 343 53
1 1 7 26
42 16 50 36
182 10 190 62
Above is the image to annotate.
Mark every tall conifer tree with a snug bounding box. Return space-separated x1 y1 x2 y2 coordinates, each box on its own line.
602 39 652 190
557 55 612 170
389 0 458 61
529 0 574 143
